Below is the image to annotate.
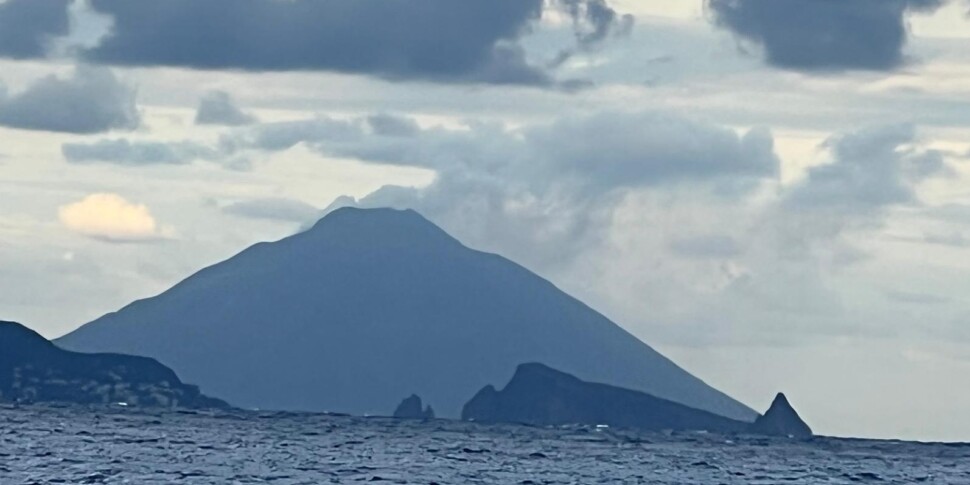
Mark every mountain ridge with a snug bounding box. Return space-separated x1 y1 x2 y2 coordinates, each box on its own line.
1 321 227 409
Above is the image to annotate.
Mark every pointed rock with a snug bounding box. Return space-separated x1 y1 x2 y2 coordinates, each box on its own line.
394 394 434 419
750 393 813 438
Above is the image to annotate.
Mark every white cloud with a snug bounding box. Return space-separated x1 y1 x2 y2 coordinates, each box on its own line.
58 193 170 242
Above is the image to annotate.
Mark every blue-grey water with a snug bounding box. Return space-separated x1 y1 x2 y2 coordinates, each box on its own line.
2 405 968 484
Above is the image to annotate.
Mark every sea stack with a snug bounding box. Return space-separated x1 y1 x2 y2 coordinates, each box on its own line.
393 394 435 419
750 393 813 438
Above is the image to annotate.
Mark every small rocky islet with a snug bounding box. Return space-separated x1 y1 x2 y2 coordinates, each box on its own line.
393 394 436 419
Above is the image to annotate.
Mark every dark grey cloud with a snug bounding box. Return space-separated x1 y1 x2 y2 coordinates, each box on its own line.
0 0 70 59
0 66 138 134
222 197 320 223
195 91 257 126
706 0 945 71
82 0 549 85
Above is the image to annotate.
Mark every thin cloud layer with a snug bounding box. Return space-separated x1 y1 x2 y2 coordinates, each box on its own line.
706 0 945 71
222 197 320 223
62 139 215 166
0 66 138 134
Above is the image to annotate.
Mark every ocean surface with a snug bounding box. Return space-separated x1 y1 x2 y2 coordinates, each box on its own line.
2 405 969 484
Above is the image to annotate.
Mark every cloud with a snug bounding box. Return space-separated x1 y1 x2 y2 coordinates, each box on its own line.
706 0 945 71
785 124 950 214
195 91 257 126
0 0 71 59
315 111 778 268
668 234 743 260
80 0 550 85
0 65 139 134
524 113 779 192
229 117 364 152
64 109 780 265
366 114 421 137
0 0 633 86
58 193 169 242
922 232 970 247
884 290 950 305
222 197 320 223
62 139 216 166
226 111 779 186
550 0 635 67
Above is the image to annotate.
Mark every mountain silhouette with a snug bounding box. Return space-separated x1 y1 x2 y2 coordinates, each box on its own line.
463 363 749 432
0 321 226 408
750 393 813 438
58 207 756 420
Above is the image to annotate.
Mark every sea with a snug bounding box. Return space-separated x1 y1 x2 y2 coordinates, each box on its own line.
1 404 968 484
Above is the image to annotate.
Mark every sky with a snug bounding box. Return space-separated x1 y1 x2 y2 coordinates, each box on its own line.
1 0 970 442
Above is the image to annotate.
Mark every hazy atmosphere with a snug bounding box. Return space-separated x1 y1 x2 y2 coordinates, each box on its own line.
3 0 970 442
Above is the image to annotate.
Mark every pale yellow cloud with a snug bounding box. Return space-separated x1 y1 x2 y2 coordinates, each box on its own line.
58 193 169 242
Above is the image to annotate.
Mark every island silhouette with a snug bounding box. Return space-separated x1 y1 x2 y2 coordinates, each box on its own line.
57 207 754 421
3 207 814 437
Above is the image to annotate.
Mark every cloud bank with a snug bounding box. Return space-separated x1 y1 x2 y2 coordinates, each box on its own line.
222 197 320 223
0 0 634 86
